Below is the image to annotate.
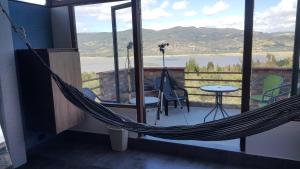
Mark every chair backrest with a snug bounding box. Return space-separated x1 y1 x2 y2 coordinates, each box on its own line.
153 76 175 97
262 75 283 95
82 88 98 101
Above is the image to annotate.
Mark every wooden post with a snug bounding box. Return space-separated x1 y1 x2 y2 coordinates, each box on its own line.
241 0 254 152
111 6 121 102
291 0 300 96
131 0 145 123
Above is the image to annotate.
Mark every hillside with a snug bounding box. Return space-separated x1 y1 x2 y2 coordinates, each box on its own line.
77 26 295 57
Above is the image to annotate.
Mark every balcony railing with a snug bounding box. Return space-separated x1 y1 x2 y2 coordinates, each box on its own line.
82 74 101 95
82 68 243 106
81 67 296 107
184 71 242 98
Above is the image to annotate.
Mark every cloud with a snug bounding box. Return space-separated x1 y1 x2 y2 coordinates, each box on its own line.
75 2 125 21
253 0 297 32
144 16 244 30
75 0 171 26
184 11 197 17
143 8 171 20
142 0 171 20
160 0 169 8
202 0 229 16
172 0 188 10
75 0 297 33
150 0 296 33
76 22 89 32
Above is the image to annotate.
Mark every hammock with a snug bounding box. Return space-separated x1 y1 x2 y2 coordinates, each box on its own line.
1 3 300 141
53 74 300 140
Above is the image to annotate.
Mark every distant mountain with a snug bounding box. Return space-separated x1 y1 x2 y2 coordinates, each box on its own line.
77 26 295 57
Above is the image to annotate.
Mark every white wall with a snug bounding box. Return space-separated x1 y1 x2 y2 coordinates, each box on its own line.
72 107 138 138
0 0 27 167
246 121 300 161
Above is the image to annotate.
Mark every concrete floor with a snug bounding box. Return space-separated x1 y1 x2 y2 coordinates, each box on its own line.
145 106 241 151
18 133 259 169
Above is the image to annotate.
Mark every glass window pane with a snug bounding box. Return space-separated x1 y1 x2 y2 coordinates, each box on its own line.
250 0 297 110
75 2 131 103
142 0 244 151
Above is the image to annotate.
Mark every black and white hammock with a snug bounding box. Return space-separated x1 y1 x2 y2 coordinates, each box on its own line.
2 3 300 141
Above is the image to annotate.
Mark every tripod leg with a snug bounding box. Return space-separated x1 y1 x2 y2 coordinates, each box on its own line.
160 92 164 113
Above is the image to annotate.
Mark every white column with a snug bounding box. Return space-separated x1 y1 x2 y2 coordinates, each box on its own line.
0 0 27 167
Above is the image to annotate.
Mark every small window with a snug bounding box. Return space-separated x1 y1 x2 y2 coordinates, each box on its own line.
17 0 46 5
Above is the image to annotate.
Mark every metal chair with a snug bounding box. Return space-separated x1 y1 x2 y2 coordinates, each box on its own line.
250 75 284 107
153 76 189 115
257 83 291 107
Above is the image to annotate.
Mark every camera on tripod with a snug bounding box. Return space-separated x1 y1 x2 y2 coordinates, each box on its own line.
127 42 133 50
158 43 169 53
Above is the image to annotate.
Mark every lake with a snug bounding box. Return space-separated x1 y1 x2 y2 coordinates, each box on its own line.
80 54 288 72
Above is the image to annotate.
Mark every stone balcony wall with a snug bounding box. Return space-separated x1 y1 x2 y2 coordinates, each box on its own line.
97 67 185 103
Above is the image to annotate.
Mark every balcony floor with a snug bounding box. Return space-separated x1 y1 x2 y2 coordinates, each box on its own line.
145 106 241 151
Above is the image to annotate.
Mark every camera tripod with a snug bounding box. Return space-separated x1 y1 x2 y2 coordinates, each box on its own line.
156 43 183 121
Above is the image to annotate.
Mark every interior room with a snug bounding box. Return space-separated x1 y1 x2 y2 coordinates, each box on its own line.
1 0 300 168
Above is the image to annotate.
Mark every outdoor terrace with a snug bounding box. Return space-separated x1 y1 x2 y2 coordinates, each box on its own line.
80 66 295 150
82 66 294 108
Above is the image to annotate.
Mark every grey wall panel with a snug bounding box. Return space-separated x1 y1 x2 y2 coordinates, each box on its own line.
9 1 53 49
0 0 27 167
51 6 73 48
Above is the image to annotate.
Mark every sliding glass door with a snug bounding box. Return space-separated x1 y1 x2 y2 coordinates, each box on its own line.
249 0 297 110
111 2 135 103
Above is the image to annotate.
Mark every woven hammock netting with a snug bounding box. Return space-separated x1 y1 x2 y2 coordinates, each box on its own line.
1 2 300 141
52 73 300 140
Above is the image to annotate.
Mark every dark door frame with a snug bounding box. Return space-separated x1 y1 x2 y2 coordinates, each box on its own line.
241 0 254 152
291 0 300 96
111 0 145 123
111 2 132 103
71 0 144 122
131 0 145 123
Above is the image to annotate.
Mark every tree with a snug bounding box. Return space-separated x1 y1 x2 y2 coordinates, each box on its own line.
185 58 200 72
266 53 277 67
207 61 215 71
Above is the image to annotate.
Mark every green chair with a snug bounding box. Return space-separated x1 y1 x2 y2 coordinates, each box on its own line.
251 75 284 106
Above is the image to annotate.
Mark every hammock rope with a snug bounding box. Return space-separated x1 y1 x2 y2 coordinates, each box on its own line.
1 3 300 141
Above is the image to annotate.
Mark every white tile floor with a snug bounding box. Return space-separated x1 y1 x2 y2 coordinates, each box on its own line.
145 106 241 152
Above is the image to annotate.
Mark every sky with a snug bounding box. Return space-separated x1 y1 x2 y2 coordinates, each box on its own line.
75 0 298 33
21 0 298 33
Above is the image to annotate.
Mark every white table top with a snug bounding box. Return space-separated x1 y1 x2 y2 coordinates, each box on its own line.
129 96 159 105
200 85 239 93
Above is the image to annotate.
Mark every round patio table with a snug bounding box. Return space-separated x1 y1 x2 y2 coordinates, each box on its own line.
130 96 160 121
200 85 239 122
129 96 160 121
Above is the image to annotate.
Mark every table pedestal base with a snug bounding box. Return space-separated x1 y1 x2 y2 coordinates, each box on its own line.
204 92 229 122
